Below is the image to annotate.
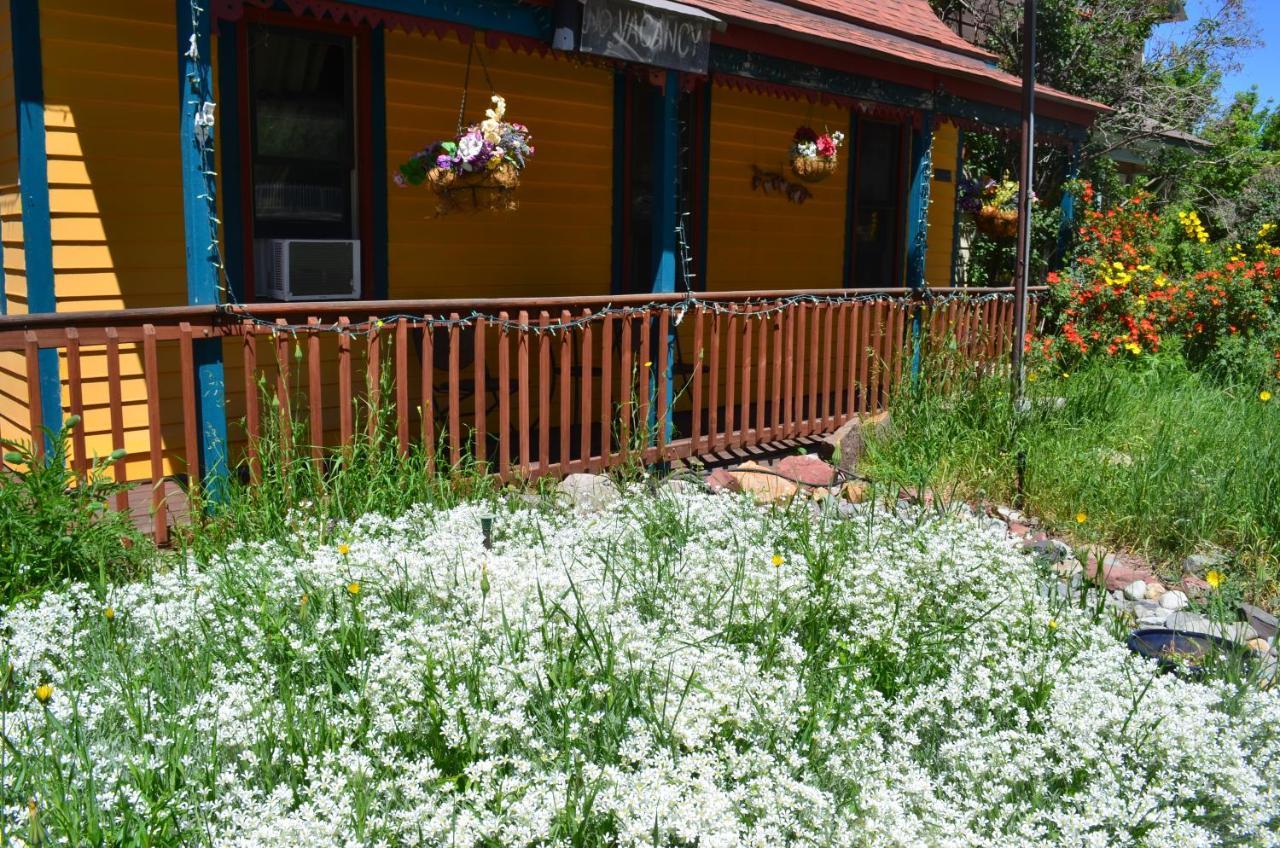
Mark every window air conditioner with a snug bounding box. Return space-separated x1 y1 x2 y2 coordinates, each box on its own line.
254 239 361 301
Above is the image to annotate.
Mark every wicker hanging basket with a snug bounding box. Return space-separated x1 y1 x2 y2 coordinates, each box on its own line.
975 205 1019 239
790 155 839 184
427 162 521 215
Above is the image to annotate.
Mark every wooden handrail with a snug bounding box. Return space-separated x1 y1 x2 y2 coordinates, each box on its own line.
0 286 1049 344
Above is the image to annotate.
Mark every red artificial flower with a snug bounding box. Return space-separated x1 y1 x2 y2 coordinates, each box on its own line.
816 134 838 157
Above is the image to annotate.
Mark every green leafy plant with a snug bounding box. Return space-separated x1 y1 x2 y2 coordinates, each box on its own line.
0 418 144 602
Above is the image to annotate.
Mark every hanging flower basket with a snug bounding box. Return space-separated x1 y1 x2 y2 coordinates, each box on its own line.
395 94 535 216
789 126 844 184
426 162 522 214
976 205 1019 239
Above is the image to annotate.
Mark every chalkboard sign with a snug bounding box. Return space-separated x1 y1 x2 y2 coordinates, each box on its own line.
579 0 717 74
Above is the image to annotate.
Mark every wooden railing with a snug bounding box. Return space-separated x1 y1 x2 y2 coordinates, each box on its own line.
0 287 1041 541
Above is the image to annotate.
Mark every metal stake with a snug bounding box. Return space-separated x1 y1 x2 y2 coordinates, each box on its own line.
1011 0 1037 406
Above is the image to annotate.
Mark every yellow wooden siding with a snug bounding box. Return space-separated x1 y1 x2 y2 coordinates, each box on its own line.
705 87 849 291
925 121 958 286
0 1 30 445
40 0 188 479
386 32 613 299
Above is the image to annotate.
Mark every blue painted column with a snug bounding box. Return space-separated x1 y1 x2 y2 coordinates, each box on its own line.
178 0 229 492
11 0 61 447
904 112 934 380
1053 142 1081 270
651 70 679 444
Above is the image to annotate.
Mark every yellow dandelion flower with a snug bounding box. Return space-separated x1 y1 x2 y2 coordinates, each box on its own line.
771 554 784 567
1261 390 1273 402
103 606 115 621
1075 511 1088 524
35 684 53 704
337 543 350 557
1206 570 1223 590
1027 371 1038 382
347 581 361 596
1047 618 1058 631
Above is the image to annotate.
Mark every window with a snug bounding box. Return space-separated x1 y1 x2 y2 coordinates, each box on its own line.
248 24 357 242
849 121 905 288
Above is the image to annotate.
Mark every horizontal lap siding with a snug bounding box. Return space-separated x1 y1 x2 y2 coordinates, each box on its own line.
705 87 848 291
385 32 613 299
925 121 958 286
0 3 29 444
41 0 188 479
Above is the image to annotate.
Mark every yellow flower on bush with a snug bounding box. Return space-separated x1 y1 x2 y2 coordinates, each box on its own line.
1124 341 1142 355
1206 570 1223 590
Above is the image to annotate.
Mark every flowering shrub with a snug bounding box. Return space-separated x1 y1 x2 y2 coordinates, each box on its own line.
395 95 533 188
1044 187 1280 381
3 492 1279 845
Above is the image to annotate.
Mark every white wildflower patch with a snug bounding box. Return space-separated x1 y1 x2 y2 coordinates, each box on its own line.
1 491 1277 846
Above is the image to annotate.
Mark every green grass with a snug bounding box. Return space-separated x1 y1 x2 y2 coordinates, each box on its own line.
863 351 1280 602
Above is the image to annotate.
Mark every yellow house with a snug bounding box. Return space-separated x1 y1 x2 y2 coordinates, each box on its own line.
0 0 1098 529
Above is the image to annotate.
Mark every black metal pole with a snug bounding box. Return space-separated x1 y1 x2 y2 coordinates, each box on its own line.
1011 0 1036 404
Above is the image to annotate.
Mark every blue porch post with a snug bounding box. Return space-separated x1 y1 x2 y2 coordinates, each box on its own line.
1053 142 1081 270
11 0 61 448
178 0 229 493
651 70 679 444
904 112 934 379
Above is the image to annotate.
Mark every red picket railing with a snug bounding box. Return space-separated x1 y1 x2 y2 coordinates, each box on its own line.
0 287 1042 542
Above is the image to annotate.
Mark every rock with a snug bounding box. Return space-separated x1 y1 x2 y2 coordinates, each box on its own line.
705 468 736 492
1239 603 1278 642
1247 638 1272 654
841 480 870 503
555 474 620 511
1182 546 1231 577
776 454 838 487
1179 575 1211 598
1025 537 1072 563
1163 611 1212 635
1159 590 1189 612
1145 582 1167 603
1053 558 1084 579
1134 603 1170 626
995 505 1031 526
817 411 891 473
726 462 799 504
1123 580 1148 602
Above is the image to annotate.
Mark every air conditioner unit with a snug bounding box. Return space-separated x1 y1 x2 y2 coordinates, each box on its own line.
254 239 361 301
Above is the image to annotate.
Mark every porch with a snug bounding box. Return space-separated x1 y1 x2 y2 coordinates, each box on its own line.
0 286 1038 542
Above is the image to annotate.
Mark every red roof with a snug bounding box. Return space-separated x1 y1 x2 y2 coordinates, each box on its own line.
779 0 997 62
681 0 1106 120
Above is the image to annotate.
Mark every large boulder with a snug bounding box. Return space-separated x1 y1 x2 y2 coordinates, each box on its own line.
776 453 838 486
723 461 799 504
817 411 891 473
